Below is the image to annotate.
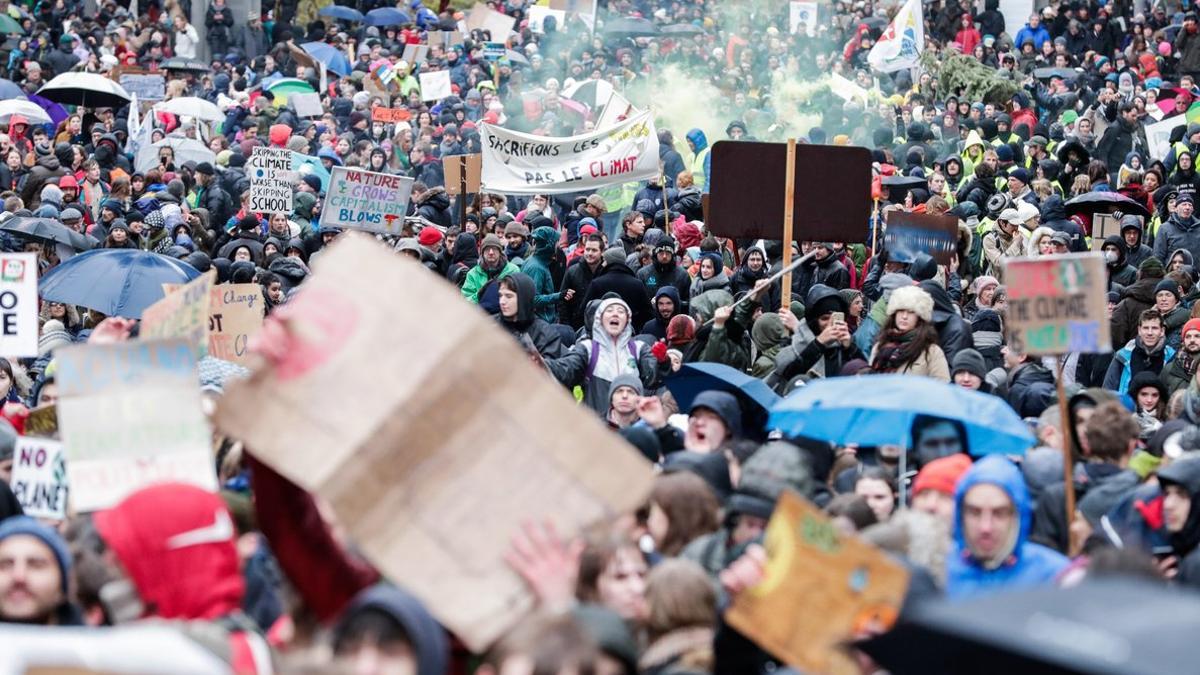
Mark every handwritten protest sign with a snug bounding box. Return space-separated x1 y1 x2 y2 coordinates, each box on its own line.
726 491 909 675
25 404 58 439
480 111 659 194
0 254 38 357
1004 253 1110 355
10 437 68 520
371 106 412 123
208 284 264 364
140 270 214 358
56 339 215 511
291 92 323 118
249 146 296 213
118 73 165 101
465 2 516 39
527 5 565 32
419 70 452 102
214 235 654 651
884 212 959 265
320 166 415 235
401 43 429 65
443 153 482 195
1090 213 1136 250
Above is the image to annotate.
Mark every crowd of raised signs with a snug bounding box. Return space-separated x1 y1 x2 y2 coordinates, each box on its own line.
4 0 1200 672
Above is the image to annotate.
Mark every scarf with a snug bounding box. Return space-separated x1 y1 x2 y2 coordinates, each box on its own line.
870 327 920 373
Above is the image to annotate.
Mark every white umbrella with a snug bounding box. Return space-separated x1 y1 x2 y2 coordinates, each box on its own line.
37 72 131 108
135 135 216 173
0 99 53 125
153 96 225 123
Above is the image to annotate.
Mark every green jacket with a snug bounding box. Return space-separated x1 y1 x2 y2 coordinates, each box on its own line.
521 227 562 323
461 262 518 303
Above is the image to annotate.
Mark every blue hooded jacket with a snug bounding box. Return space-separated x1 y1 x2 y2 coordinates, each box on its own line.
685 128 711 194
946 455 1068 599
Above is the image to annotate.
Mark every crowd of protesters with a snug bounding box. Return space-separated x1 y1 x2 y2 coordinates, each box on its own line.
2 0 1200 672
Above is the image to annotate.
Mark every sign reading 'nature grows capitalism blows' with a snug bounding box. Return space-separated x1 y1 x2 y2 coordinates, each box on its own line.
320 166 415 235
479 111 659 194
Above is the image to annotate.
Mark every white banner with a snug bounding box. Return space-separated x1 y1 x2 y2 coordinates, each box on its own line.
867 0 924 73
249 146 296 214
320 166 415 235
1146 114 1185 165
0 254 38 357
479 111 660 195
10 436 68 520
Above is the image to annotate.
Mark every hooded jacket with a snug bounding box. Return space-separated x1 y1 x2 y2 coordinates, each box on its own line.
641 286 682 340
1153 209 1200 265
637 251 691 307
775 285 862 382
685 128 711 191
334 586 448 675
946 456 1069 599
1039 195 1087 253
499 273 576 383
446 233 479 286
1103 338 1175 395
1157 458 1200 587
921 280 972 364
292 192 318 236
1101 234 1138 288
1111 273 1163 348
415 187 452 229
520 226 563 323
565 297 666 415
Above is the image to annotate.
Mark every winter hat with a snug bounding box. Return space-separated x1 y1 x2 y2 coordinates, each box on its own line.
607 373 644 404
1138 256 1165 279
194 162 214 175
912 453 972 498
727 441 814 518
38 320 72 357
654 235 677 253
1178 193 1194 206
40 184 63 207
950 348 988 380
603 246 626 267
886 285 934 322
971 275 999 296
480 233 504 252
417 228 444 247
879 272 914 295
1008 167 1030 185
59 207 83 222
666 315 696 347
689 390 742 440
1155 278 1180 301
504 221 529 238
58 175 77 189
0 516 71 594
301 174 323 193
1183 318 1200 338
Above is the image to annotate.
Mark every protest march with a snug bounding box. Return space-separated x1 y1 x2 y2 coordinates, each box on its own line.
6 0 1200 672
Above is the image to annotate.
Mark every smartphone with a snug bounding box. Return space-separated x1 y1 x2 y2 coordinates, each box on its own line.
1152 545 1175 560
831 311 845 325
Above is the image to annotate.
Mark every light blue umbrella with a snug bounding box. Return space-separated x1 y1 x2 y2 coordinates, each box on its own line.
292 152 330 192
318 5 363 22
300 42 352 77
665 362 780 441
769 374 1034 457
38 249 201 319
364 7 412 26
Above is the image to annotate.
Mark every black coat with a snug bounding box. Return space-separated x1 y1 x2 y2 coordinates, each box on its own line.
637 261 691 310
560 257 602 329
582 262 653 329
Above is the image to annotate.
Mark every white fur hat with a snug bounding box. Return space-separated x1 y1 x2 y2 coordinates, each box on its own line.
886 285 934 323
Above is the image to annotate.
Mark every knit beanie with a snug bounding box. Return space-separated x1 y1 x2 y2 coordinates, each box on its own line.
0 517 71 593
38 320 73 357
1184 318 1200 338
1139 256 1165 279
950 348 988 379
603 246 626 267
912 454 973 498
504 221 529 238
886 285 934 322
1155 278 1181 301
480 233 504 252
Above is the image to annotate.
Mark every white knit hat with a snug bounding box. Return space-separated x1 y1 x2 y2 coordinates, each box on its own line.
886 285 934 323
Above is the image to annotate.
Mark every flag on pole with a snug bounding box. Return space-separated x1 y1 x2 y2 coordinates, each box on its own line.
867 0 924 73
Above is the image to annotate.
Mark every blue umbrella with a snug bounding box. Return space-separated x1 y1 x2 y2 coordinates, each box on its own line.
318 5 364 21
364 7 412 26
665 362 781 441
0 79 24 100
300 42 352 77
769 374 1034 457
38 249 201 319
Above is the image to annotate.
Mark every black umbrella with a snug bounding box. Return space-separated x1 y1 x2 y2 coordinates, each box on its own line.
1 217 94 251
859 579 1200 675
881 175 928 188
1032 67 1081 82
1064 192 1151 219
161 57 211 73
603 16 659 38
860 16 888 30
660 23 705 36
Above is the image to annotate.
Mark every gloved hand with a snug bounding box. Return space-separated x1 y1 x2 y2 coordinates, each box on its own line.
651 339 669 363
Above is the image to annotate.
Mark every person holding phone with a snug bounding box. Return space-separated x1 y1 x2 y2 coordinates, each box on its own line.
868 285 950 381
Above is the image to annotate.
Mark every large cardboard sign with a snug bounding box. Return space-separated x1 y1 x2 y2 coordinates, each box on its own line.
443 153 482 195
725 491 909 675
214 235 654 651
479 111 659 194
249 146 296 214
0 253 37 357
708 141 872 243
9 437 68 520
140 270 214 359
319 166 415 235
885 212 960 265
55 339 216 511
465 3 516 39
418 70 452 102
1004 253 1110 355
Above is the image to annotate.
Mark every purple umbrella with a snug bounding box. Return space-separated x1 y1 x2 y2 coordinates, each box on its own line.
26 93 68 130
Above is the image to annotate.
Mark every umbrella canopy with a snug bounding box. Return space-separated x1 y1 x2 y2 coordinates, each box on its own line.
318 5 363 21
859 579 1200 675
38 249 201 319
264 78 316 105
1064 192 1151 219
364 7 412 26
0 78 23 100
563 78 614 109
0 14 23 35
769 374 1034 456
666 363 781 441
161 57 211 73
36 72 131 108
301 42 352 77
881 175 928 188
135 136 216 173
0 217 94 251
503 49 531 67
604 16 659 37
1031 67 1081 81
660 23 705 36
0 99 51 125
154 96 225 122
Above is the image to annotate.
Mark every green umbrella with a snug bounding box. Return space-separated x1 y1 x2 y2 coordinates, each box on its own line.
0 14 25 35
264 78 316 105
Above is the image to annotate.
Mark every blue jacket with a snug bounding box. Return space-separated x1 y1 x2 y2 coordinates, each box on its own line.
685 128 712 194
946 455 1069 600
1102 340 1175 395
1014 23 1051 50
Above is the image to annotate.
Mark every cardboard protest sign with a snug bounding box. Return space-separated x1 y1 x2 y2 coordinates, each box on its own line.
207 284 264 365
0 253 38 357
884 212 959 265
401 44 429 65
709 141 872 243
214 235 655 651
443 153 482 195
25 404 58 439
418 70 452 102
480 111 659 194
249 146 296 214
118 73 165 101
320 166 415 235
291 92 323 118
1091 213 1135 250
10 437 68 520
725 491 909 675
140 270 214 358
1004 253 1110 355
527 5 565 32
371 106 412 123
55 339 216 511
465 2 516 39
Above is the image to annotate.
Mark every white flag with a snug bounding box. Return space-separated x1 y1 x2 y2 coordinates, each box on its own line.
124 93 139 155
867 0 924 73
